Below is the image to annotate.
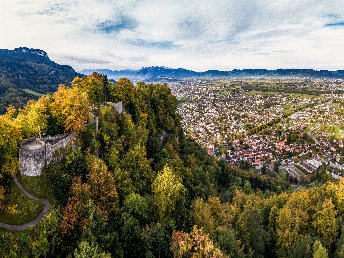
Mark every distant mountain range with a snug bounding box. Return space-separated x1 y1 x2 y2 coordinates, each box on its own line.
1 46 343 113
0 47 81 113
83 66 344 82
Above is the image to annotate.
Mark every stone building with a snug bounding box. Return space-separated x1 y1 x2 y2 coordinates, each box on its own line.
106 101 123 113
19 134 74 176
19 102 122 177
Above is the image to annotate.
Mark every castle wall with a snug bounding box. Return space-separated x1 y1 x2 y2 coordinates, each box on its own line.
44 134 74 163
19 134 74 176
19 141 46 176
106 101 123 113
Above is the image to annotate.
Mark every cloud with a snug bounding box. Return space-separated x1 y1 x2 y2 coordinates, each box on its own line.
127 39 178 49
1 0 344 71
325 21 344 27
61 55 112 65
97 15 137 33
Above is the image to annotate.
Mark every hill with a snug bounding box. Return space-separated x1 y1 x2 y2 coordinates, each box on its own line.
0 47 82 113
83 66 344 81
0 73 342 257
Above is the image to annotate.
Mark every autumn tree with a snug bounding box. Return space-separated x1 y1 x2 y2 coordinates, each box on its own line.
312 198 338 247
171 226 227 258
15 97 51 138
61 155 119 234
276 190 311 254
0 114 22 192
86 155 119 221
51 85 91 133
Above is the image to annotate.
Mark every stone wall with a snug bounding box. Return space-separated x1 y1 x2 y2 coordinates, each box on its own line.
19 134 74 176
19 103 122 177
106 101 123 113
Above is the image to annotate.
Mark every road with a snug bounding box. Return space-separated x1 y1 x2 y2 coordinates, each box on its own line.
0 174 51 231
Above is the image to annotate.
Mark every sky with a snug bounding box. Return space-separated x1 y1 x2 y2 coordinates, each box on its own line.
1 0 344 72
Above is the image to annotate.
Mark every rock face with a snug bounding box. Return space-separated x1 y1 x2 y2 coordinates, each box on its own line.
19 134 74 176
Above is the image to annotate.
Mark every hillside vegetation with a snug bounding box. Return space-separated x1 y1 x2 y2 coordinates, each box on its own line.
0 47 81 113
0 73 343 257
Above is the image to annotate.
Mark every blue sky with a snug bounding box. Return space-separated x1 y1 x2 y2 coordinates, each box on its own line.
1 0 344 71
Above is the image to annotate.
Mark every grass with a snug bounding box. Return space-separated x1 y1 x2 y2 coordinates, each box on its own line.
0 181 44 225
219 147 228 154
321 125 344 140
280 103 294 115
219 89 232 95
247 90 279 96
246 90 325 99
17 173 57 205
22 89 45 97
287 93 325 99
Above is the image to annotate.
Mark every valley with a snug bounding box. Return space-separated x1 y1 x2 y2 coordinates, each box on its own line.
170 79 344 184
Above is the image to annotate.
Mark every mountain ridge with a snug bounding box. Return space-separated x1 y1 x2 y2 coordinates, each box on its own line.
0 47 82 113
83 66 344 81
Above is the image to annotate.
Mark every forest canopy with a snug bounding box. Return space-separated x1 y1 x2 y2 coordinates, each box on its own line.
0 73 342 258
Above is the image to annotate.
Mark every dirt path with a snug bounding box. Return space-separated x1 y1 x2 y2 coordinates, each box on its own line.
0 174 51 231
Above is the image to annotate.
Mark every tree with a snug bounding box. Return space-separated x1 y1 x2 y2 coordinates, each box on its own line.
51 85 91 133
152 166 185 228
313 240 328 258
74 241 111 258
312 198 338 247
72 73 110 104
15 97 51 138
171 226 227 258
0 115 22 189
61 156 119 234
0 186 5 212
214 226 245 258
335 226 344 258
86 155 119 221
276 190 311 252
273 161 280 173
141 223 172 258
118 144 154 196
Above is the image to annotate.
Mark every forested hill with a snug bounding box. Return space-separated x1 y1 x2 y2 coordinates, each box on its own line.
0 73 343 257
0 47 81 113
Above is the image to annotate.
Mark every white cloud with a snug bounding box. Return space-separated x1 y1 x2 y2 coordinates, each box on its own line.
0 0 344 71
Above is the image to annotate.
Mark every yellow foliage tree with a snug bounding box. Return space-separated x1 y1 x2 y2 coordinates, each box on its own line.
152 165 185 228
313 198 338 247
51 85 91 133
15 97 51 138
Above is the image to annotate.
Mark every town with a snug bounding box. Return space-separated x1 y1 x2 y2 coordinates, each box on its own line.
170 78 344 184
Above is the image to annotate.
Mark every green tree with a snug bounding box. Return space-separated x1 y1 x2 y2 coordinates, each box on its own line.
74 241 111 258
118 144 153 196
72 73 110 104
152 166 185 228
313 240 328 258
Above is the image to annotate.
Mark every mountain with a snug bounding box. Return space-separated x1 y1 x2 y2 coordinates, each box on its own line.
0 47 82 113
83 66 344 81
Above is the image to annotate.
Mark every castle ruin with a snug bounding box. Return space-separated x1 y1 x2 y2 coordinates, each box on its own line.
19 134 74 176
19 102 123 177
106 101 123 113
